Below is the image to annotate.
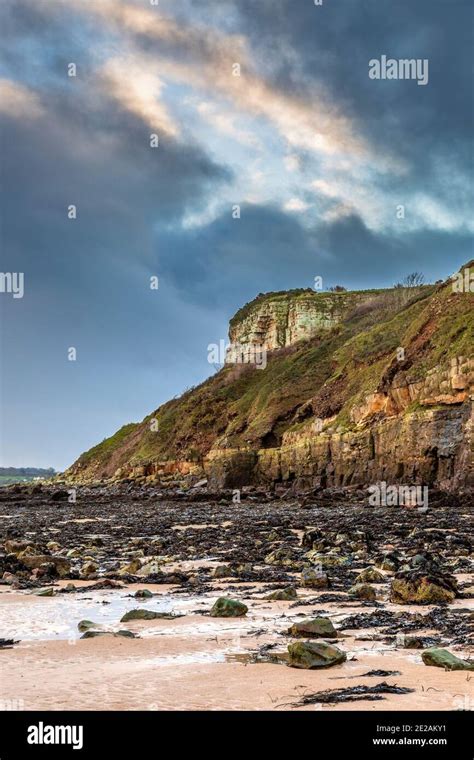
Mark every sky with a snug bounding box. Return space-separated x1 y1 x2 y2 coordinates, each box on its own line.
0 0 472 470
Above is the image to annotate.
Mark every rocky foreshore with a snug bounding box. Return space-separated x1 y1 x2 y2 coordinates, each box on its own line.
0 483 472 710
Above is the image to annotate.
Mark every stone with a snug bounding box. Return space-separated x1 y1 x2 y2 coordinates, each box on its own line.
80 561 99 577
66 548 82 558
5 540 35 555
134 589 153 599
118 559 142 576
18 554 71 578
212 565 232 579
77 620 100 632
355 567 385 584
288 617 337 639
81 630 137 639
34 587 55 597
265 586 297 601
348 583 377 602
307 551 350 568
209 597 248 617
287 641 347 669
390 578 455 605
301 567 329 589
121 609 173 622
422 648 474 671
264 548 301 569
120 609 183 622
136 560 161 577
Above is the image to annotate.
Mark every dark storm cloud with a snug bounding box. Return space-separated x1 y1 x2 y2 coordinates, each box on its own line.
1 0 471 469
219 0 474 145
156 204 471 308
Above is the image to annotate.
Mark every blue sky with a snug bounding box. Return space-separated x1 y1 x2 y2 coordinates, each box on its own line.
0 0 472 469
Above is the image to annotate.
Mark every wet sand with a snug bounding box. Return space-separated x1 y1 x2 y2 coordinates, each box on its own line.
0 486 473 711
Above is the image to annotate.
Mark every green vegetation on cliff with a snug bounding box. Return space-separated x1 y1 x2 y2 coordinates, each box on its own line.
66 266 474 482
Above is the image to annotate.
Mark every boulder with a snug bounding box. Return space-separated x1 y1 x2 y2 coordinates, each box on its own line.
136 560 162 577
134 589 153 599
118 559 142 576
287 641 346 669
301 568 329 589
355 567 385 584
348 583 377 602
209 597 248 617
81 630 137 639
265 586 297 601
264 547 302 569
390 577 455 605
306 551 351 568
422 648 474 671
5 540 36 555
213 565 232 579
288 617 337 639
80 561 99 577
18 554 71 578
120 609 182 622
77 620 100 632
34 587 55 597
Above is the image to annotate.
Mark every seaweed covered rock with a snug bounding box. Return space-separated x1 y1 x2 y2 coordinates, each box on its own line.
210 597 248 617
355 567 385 584
288 641 346 669
348 583 377 601
265 586 297 601
301 567 329 589
288 617 337 639
422 648 474 671
391 553 457 605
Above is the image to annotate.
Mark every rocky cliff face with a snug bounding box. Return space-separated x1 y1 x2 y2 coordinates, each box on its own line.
228 289 382 351
66 264 474 494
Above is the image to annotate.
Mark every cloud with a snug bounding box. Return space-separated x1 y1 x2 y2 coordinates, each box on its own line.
0 78 44 119
99 56 179 136
284 198 311 213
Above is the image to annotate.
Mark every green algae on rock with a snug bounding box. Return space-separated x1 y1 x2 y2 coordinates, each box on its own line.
288 617 337 639
421 648 474 671
287 641 347 669
210 597 248 617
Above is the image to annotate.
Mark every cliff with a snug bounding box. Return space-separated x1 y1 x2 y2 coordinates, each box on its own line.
66 263 474 492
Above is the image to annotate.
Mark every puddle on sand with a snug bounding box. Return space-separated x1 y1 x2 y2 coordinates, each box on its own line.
0 590 200 642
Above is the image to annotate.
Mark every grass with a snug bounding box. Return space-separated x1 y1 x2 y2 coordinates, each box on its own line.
69 273 473 478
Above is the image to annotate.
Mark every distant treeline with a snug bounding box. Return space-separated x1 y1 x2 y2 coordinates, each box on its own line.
0 467 56 476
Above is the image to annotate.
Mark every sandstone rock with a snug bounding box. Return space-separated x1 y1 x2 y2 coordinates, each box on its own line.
264 547 302 569
81 630 137 639
348 583 377 602
390 577 456 605
301 567 329 588
18 554 71 578
288 617 337 639
422 648 474 671
77 620 100 632
306 551 350 568
213 565 232 579
118 559 142 576
120 609 182 622
66 548 82 558
209 597 248 617
265 586 297 601
134 589 153 599
35 587 55 597
136 560 161 577
287 641 346 669
355 567 385 584
80 561 99 577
